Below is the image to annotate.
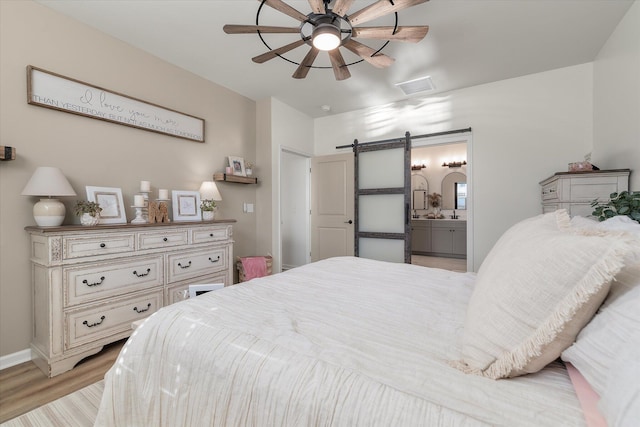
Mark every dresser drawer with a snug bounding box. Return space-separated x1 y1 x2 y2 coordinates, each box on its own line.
192 226 232 244
138 229 189 250
165 271 229 305
63 233 135 259
568 176 620 202
541 181 559 202
167 247 228 283
65 291 162 350
64 256 163 306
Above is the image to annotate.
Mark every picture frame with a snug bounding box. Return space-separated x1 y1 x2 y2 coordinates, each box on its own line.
85 186 127 224
228 156 246 177
188 283 224 298
171 190 201 221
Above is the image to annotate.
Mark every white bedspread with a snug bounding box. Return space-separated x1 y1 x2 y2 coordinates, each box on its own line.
95 257 585 426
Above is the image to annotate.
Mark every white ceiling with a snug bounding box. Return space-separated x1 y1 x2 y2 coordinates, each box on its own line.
35 0 633 118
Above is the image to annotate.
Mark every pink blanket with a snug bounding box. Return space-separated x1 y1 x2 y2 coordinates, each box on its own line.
240 256 268 281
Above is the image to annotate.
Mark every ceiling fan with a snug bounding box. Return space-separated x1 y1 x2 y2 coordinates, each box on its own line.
223 0 430 81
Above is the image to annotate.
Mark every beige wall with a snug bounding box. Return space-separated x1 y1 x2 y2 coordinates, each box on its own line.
0 1 257 357
592 0 640 189
314 63 595 271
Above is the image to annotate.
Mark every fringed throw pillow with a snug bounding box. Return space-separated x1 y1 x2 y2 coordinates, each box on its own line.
451 210 635 379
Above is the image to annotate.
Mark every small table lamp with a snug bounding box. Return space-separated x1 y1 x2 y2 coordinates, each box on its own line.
21 166 77 227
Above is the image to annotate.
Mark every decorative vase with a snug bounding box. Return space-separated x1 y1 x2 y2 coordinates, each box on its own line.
202 210 215 221
80 212 100 226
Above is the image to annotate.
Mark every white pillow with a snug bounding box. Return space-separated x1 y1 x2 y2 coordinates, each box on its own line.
452 210 636 379
561 215 640 425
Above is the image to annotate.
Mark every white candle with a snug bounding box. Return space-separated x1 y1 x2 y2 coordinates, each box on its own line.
158 189 169 200
140 180 151 192
134 195 145 207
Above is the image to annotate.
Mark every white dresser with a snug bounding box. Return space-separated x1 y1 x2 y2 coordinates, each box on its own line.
539 169 630 217
25 220 235 377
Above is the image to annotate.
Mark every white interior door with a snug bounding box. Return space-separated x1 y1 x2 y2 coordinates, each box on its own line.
311 153 355 261
355 136 410 263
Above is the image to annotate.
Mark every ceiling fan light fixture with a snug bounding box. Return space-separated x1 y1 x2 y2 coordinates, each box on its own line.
312 24 341 51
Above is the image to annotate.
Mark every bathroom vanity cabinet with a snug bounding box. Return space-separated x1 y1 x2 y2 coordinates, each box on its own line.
411 219 467 259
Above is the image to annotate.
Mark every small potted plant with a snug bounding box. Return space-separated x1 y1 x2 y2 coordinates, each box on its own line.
73 200 102 226
245 161 254 176
591 191 640 223
200 199 217 221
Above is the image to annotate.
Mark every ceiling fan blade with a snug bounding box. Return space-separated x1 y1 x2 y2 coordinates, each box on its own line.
293 47 320 79
348 0 429 26
252 39 306 64
343 39 395 68
307 0 325 14
223 25 300 34
332 0 357 17
352 25 429 43
260 0 308 23
328 49 351 81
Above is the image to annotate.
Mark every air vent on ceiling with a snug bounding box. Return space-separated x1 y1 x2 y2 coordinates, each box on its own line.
395 76 435 95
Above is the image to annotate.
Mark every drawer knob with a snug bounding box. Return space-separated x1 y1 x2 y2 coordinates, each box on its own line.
133 303 152 314
82 276 105 287
209 256 220 263
133 268 151 278
163 237 168 242
210 233 214 237
178 261 192 269
82 315 105 328
100 243 106 248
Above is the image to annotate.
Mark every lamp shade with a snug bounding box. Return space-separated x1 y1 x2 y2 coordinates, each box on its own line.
21 167 77 196
199 181 222 201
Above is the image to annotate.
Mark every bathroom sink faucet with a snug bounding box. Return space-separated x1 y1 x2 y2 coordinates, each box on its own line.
451 210 458 219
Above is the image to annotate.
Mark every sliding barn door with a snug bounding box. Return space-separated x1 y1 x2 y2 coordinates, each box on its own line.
354 133 411 263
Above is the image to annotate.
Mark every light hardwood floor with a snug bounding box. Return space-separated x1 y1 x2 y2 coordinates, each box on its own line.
412 254 467 272
0 339 125 423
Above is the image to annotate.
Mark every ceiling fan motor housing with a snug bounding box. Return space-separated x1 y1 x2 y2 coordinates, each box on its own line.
303 13 352 50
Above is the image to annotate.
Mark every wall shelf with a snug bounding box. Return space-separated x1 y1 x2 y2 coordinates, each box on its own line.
214 172 258 184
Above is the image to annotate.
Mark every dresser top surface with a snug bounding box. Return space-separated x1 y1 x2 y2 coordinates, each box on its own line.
25 219 236 234
539 169 630 184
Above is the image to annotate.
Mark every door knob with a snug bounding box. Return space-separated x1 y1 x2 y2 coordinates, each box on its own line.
344 220 353 224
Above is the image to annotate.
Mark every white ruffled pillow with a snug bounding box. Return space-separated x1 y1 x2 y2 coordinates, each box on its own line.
452 210 636 379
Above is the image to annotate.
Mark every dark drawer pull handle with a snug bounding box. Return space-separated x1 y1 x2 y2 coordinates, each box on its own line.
133 268 151 277
83 276 105 287
209 233 214 237
133 303 152 314
100 243 106 248
163 237 168 242
209 256 220 263
83 316 105 328
178 261 191 269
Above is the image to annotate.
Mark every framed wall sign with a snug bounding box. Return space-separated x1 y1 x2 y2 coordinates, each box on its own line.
27 65 205 142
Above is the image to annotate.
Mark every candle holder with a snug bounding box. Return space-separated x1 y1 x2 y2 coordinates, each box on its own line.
131 205 146 224
140 191 150 222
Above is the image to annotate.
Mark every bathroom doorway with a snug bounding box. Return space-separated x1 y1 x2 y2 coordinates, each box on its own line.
410 132 473 272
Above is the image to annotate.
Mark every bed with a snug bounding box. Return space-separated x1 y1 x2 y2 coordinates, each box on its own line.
95 211 640 426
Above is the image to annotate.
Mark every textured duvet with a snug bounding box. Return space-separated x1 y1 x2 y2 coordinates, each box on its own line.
95 257 585 426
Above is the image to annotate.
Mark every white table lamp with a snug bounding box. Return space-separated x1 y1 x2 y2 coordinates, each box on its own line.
199 181 222 202
21 167 77 226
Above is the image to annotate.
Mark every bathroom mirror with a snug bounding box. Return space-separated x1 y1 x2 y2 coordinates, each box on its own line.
411 174 428 209
442 172 466 210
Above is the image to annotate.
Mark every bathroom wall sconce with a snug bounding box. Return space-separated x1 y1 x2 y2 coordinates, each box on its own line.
411 164 426 171
442 160 467 168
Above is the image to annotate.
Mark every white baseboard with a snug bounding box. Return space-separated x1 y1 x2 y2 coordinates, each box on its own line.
0 348 32 370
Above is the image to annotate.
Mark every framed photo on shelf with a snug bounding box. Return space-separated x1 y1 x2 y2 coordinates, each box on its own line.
85 186 127 224
188 283 224 298
228 156 246 176
171 190 201 221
